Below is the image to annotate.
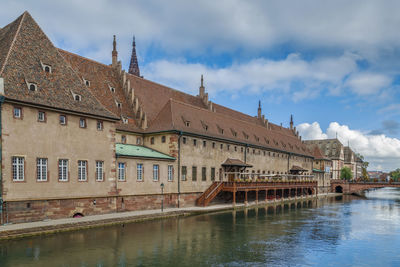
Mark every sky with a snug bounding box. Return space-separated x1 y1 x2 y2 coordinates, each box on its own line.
1 0 399 171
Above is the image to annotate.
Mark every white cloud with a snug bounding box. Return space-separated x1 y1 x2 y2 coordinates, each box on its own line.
297 121 400 171
345 72 392 95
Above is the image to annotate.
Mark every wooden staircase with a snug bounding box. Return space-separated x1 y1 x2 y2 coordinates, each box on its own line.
196 182 224 206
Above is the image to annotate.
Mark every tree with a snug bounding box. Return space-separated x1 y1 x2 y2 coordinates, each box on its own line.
390 168 400 182
340 166 353 181
362 168 369 181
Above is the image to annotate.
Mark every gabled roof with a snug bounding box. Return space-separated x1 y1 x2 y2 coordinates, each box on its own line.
0 12 118 120
59 49 141 131
116 143 175 160
147 99 313 156
306 143 331 161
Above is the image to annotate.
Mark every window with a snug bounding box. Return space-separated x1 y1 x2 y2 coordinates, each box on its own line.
96 161 104 181
192 166 197 181
97 121 103 131
74 95 81 101
193 139 197 146
137 163 143 181
161 136 166 143
168 165 173 181
121 135 126 144
202 167 206 181
212 142 215 148
84 79 90 86
59 115 67 125
150 137 155 145
153 165 159 181
211 167 215 181
181 166 187 181
118 162 126 181
234 146 237 152
122 117 128 124
137 137 142 145
28 83 37 91
182 137 187 144
227 145 230 151
78 160 87 181
203 140 206 147
220 144 223 150
185 121 190 127
13 107 21 119
58 159 68 181
12 157 24 181
110 86 115 93
44 65 51 73
36 158 48 181
79 118 86 128
36 111 46 122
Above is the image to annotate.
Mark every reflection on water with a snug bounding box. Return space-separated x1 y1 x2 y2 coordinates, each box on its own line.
1 188 400 266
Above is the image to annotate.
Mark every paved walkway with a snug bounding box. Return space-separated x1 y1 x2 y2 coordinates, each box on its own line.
0 193 338 239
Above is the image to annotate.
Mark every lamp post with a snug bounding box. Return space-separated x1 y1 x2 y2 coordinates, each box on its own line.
160 183 164 212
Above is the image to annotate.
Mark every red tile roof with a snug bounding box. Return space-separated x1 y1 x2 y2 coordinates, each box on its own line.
0 12 118 120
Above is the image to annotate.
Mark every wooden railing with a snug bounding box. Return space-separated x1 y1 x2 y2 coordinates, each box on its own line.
196 182 220 206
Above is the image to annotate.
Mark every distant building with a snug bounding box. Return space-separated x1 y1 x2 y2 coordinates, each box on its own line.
306 144 333 193
304 139 344 179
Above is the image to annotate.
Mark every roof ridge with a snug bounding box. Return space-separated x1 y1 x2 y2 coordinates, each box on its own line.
57 48 114 69
0 12 26 75
169 98 301 141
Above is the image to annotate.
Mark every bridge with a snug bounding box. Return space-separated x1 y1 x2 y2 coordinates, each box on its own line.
196 181 318 206
331 180 400 194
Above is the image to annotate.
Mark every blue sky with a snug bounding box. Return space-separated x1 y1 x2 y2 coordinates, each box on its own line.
1 0 399 171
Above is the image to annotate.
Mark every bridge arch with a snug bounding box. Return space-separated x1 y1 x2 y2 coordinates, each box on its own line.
335 186 343 193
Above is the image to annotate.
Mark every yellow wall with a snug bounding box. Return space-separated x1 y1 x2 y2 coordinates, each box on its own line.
2 103 117 201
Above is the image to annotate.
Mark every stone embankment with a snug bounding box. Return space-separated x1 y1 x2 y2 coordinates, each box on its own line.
0 193 339 240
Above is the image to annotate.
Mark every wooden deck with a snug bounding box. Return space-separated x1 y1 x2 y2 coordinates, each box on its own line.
197 181 318 206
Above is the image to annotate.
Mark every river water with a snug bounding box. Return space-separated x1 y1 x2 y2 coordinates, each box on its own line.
1 188 400 266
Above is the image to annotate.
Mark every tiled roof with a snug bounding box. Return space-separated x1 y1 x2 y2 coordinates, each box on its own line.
0 12 118 120
116 143 175 160
306 143 330 160
344 146 354 163
147 99 313 156
59 49 141 131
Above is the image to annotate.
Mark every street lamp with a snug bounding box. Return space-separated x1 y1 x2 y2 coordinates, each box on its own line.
160 183 165 212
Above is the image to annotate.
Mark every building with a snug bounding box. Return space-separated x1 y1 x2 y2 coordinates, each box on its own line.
306 144 333 193
344 146 356 180
304 139 344 179
0 12 315 223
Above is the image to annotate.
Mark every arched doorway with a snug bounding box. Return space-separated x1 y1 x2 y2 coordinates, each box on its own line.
335 186 343 193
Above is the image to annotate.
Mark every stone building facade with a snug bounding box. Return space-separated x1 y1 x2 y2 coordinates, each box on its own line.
0 12 315 223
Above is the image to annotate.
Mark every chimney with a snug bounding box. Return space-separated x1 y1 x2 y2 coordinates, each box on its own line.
112 35 118 68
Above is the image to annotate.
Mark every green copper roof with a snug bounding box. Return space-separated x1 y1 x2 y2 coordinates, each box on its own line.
313 168 325 173
116 144 175 160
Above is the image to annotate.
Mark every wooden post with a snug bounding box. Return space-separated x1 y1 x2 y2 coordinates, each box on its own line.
265 189 268 202
245 190 248 206
256 190 259 204
274 189 276 201
233 189 236 207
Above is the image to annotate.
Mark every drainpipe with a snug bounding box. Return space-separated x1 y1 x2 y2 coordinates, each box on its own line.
287 153 290 174
244 144 248 163
177 131 182 208
0 78 4 225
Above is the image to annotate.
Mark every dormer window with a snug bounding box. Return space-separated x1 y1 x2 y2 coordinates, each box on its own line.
254 135 259 142
71 91 82 101
182 116 190 127
27 83 37 92
40 61 52 73
109 85 115 93
201 121 208 131
231 129 237 137
122 117 128 124
83 78 90 87
243 131 249 140
216 125 224 135
116 101 122 108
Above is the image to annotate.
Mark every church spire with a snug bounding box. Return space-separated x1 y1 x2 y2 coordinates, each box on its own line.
290 114 294 130
199 74 205 97
257 100 262 118
128 35 140 77
112 35 118 67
